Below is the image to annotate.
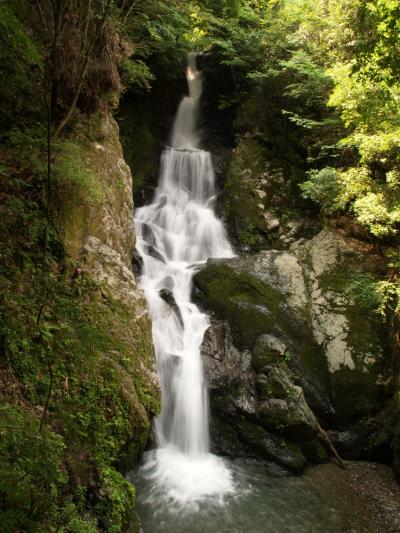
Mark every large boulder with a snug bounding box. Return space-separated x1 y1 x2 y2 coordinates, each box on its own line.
201 320 325 472
195 229 387 433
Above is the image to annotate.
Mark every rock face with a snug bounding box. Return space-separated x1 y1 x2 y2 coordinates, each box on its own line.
60 112 159 465
202 321 324 472
62 114 136 268
223 133 317 251
195 228 388 467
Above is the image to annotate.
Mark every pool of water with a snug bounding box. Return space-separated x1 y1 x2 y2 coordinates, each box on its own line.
130 457 375 533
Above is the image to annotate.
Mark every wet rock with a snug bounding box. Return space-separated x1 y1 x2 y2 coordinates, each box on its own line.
159 288 184 327
300 439 328 463
145 244 166 263
328 417 391 461
252 334 286 371
258 385 319 442
236 420 307 473
202 321 256 418
132 249 143 276
193 260 334 422
195 228 386 427
202 320 323 467
256 364 294 399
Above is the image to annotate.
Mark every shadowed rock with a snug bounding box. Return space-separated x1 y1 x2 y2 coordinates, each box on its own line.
159 288 184 327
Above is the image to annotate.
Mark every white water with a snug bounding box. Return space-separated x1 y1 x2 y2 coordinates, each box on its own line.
134 53 235 503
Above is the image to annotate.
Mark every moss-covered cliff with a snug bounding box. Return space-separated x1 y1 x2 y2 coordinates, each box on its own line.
0 110 160 531
0 1 170 528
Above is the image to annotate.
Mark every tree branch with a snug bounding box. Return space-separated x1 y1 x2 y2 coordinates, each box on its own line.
53 0 113 138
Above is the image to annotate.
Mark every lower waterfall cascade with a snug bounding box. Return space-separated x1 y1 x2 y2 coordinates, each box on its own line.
133 53 236 503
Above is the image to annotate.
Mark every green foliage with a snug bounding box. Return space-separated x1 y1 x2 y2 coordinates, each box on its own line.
343 271 382 313
118 0 195 83
0 405 67 531
0 254 151 530
237 222 261 247
96 467 136 533
353 0 400 84
0 1 43 126
283 350 293 363
0 2 42 67
119 58 155 92
279 50 332 108
300 167 341 213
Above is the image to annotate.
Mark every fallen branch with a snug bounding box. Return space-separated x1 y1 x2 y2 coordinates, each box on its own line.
317 422 346 469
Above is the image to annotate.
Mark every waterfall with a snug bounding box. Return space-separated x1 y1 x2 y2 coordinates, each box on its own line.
134 53 235 503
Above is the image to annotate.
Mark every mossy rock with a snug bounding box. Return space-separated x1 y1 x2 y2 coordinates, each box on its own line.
223 137 274 248
252 334 287 371
236 420 307 473
193 261 333 420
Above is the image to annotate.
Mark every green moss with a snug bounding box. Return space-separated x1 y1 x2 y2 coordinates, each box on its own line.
194 263 284 349
0 263 157 530
194 263 327 384
224 138 270 247
194 262 333 419
316 263 386 423
0 188 158 531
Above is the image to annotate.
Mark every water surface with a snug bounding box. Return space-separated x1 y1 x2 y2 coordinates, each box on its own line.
132 459 377 533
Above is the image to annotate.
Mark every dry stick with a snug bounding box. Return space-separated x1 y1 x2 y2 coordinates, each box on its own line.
124 0 139 24
317 422 346 468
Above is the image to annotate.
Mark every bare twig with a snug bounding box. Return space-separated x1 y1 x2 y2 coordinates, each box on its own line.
124 0 139 24
317 422 346 469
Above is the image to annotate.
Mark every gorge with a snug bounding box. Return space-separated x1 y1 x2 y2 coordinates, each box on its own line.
1 1 400 532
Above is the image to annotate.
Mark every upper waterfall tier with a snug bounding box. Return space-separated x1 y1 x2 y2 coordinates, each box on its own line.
171 52 203 150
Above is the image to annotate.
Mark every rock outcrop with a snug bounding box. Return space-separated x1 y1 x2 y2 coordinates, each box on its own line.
62 114 136 267
60 112 160 468
195 228 388 468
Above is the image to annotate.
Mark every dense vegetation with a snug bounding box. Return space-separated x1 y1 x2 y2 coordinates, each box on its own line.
1 0 400 530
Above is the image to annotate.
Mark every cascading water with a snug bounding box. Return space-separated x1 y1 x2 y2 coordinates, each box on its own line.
133 53 235 503
129 55 387 533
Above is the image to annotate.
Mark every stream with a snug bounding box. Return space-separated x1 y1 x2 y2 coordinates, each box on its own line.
130 459 395 533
